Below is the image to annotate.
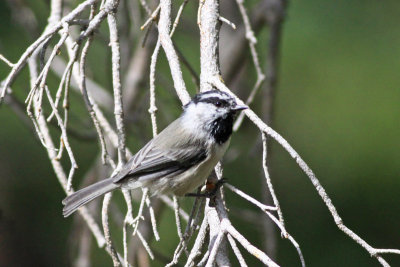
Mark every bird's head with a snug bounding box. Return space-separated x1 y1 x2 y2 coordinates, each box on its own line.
182 90 247 143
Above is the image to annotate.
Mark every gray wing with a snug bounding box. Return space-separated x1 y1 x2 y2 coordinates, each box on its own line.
112 123 207 184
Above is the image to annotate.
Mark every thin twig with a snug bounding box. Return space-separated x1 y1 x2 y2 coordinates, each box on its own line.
28 53 106 248
205 230 225 267
43 84 78 191
79 37 111 165
225 182 305 266
1 0 98 101
167 192 204 266
140 5 160 30
227 234 248 267
160 195 189 222
122 189 134 267
102 192 122 266
159 0 190 104
170 0 190 36
261 133 285 228
149 39 161 136
107 1 126 166
132 189 149 235
137 230 155 260
232 0 266 131
219 16 236 30
145 196 160 240
173 196 184 241
184 218 209 267
0 54 15 67
225 221 279 267
225 183 277 212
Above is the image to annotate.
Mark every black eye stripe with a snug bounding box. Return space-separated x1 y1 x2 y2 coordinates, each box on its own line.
200 97 229 107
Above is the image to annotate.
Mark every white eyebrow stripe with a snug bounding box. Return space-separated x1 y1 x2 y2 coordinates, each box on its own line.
199 93 230 101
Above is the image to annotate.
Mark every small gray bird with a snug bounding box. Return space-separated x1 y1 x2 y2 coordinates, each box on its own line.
62 90 247 217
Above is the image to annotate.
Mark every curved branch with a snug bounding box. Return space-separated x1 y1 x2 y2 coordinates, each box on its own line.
212 77 395 267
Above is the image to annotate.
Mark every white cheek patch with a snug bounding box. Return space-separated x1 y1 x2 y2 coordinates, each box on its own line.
180 103 221 143
183 103 215 127
194 103 217 117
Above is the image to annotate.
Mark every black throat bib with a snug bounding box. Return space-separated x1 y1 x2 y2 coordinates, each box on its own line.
210 113 234 145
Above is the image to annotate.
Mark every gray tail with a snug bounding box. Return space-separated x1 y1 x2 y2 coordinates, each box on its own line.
62 178 119 217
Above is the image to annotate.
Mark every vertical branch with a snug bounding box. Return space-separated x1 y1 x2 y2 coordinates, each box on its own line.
78 4 113 167
149 39 161 136
173 197 184 241
262 0 286 125
205 202 230 267
102 193 121 266
184 218 209 267
122 189 134 267
260 0 286 257
198 0 221 92
159 0 191 104
145 196 160 241
198 0 233 266
47 0 62 25
27 52 106 249
107 0 126 166
101 1 124 266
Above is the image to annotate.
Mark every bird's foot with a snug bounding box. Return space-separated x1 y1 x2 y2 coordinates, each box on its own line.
185 178 227 198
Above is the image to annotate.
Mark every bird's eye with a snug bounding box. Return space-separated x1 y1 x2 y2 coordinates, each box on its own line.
215 101 222 107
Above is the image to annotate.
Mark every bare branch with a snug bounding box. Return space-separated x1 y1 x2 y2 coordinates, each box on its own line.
132 189 149 235
227 234 248 267
137 230 155 260
205 229 225 267
160 195 190 222
225 183 277 212
212 77 395 267
225 221 279 267
145 196 160 241
173 196 184 241
170 0 190 36
198 0 221 92
185 218 209 267
0 54 15 67
1 0 99 101
140 5 160 30
232 0 265 131
27 52 106 248
107 0 126 166
102 192 122 266
159 0 190 104
261 133 285 228
149 39 161 136
219 16 236 30
79 38 111 165
4 1 398 266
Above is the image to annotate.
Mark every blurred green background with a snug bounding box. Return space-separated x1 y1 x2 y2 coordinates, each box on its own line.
0 0 399 266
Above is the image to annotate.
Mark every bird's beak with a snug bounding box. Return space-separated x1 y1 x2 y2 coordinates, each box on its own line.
232 104 248 111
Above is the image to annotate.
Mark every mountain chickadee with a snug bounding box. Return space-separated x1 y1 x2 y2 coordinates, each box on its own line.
62 90 247 217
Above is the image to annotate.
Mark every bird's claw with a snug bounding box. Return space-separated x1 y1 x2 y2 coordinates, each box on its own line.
185 178 227 198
